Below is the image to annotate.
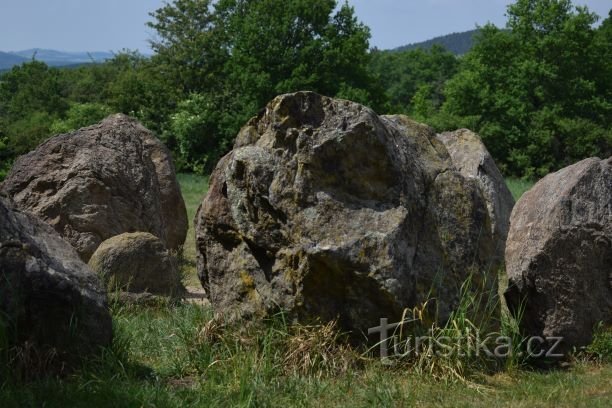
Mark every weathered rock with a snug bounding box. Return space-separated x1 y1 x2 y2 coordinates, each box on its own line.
195 92 500 334
0 195 112 365
89 232 184 297
505 157 612 355
1 114 188 261
437 129 515 262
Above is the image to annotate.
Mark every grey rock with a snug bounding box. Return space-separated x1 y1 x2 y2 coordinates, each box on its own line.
0 195 112 364
505 157 612 355
1 114 188 261
437 129 515 262
195 92 501 334
89 232 184 297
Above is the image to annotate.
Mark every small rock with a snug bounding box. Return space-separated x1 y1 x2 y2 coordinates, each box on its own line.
89 232 185 298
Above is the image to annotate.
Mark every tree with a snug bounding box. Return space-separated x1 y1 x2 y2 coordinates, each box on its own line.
0 61 67 121
0 61 68 167
49 102 113 134
441 0 611 177
369 45 459 115
215 0 383 109
148 0 225 95
147 0 382 173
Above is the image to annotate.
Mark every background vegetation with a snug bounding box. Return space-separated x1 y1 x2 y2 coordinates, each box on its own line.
0 0 609 180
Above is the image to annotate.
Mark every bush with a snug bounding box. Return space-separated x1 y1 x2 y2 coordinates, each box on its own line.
49 103 113 134
5 111 55 157
168 93 243 174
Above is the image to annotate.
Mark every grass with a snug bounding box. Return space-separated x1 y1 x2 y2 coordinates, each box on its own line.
506 178 535 201
2 301 610 407
1 174 610 407
176 173 209 287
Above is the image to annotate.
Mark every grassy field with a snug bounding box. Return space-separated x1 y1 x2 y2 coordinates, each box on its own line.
2 175 610 407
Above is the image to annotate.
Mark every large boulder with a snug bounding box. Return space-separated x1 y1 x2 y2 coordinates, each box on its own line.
437 129 515 262
505 157 612 355
1 114 188 261
88 232 184 297
0 195 112 366
195 92 501 334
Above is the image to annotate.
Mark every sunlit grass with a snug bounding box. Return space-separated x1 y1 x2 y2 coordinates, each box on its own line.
2 299 611 407
505 178 535 201
176 173 209 287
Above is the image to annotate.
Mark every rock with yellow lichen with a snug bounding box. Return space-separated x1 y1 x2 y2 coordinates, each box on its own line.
195 92 509 335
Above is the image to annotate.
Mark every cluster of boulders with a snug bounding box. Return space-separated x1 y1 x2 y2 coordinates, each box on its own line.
0 114 188 367
1 93 609 370
195 93 512 333
195 92 610 354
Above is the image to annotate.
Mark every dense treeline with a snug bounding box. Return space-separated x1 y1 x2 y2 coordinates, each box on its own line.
0 0 610 179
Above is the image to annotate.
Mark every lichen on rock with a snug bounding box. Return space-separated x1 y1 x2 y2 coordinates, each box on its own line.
196 92 508 335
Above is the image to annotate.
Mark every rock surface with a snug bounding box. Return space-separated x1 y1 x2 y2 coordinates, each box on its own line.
505 157 612 354
0 195 112 364
437 129 515 262
89 232 184 297
196 92 501 333
1 114 188 261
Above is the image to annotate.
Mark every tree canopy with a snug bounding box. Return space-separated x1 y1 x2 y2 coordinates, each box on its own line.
1 0 609 180
441 0 611 176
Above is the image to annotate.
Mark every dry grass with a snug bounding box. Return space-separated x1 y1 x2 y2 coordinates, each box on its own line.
282 320 360 378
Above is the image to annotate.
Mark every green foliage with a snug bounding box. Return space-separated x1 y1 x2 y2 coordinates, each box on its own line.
0 61 67 163
0 61 67 120
50 103 113 134
5 111 55 157
0 134 11 181
169 93 233 173
0 0 609 181
147 0 223 95
369 45 458 115
440 0 611 176
146 0 384 173
585 323 612 363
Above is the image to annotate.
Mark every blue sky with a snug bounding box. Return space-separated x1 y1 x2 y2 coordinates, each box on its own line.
0 0 609 52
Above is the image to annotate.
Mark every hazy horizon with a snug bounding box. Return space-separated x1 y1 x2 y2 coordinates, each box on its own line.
0 0 610 53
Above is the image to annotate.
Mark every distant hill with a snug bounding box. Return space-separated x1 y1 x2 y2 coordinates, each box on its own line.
0 49 114 71
0 51 28 70
393 29 480 55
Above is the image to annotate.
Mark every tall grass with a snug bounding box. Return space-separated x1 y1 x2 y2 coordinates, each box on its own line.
584 323 612 364
2 299 611 406
376 272 528 386
505 178 535 201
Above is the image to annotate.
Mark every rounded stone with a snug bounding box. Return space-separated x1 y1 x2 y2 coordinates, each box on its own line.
88 232 184 297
